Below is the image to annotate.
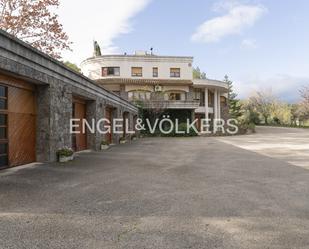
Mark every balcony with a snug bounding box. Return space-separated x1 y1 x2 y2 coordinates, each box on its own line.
133 100 200 109
195 106 214 114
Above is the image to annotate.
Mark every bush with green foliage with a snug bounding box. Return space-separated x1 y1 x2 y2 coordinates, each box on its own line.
237 110 256 134
119 137 126 143
57 147 74 157
101 141 109 146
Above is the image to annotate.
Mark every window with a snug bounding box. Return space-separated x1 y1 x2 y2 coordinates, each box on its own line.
128 91 151 101
102 67 120 76
193 89 201 100
170 68 180 78
153 67 158 77
220 96 227 106
166 92 186 101
194 89 205 106
169 93 181 100
131 67 143 77
168 93 181 101
208 91 214 107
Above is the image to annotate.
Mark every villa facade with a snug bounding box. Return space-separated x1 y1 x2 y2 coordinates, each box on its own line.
80 50 229 129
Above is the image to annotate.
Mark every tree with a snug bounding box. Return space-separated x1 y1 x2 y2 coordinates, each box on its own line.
193 67 206 79
299 86 309 120
248 90 276 124
0 0 71 59
64 61 81 73
224 75 242 119
271 102 292 125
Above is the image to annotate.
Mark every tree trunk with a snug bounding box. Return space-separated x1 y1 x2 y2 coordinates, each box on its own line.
264 115 268 124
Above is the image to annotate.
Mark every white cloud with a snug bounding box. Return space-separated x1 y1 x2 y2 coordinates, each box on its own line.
212 0 243 12
234 74 309 102
191 3 267 43
57 0 151 63
241 39 257 49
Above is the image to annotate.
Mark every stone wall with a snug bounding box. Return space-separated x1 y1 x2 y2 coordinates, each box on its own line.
0 30 138 163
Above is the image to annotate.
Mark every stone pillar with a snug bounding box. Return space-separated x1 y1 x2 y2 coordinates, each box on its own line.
214 89 218 121
204 88 209 119
36 85 51 162
217 91 221 120
113 107 124 144
36 83 72 162
86 99 104 151
112 107 118 144
129 112 135 133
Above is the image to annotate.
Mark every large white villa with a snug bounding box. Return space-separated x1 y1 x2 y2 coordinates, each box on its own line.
80 49 228 129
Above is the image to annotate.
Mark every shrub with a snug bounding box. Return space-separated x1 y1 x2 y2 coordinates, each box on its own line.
57 147 74 157
119 137 126 143
162 122 198 137
101 140 109 146
273 117 281 124
248 122 256 133
248 110 261 124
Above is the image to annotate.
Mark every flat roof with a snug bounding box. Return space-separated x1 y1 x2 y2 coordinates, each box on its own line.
81 54 194 65
193 79 229 91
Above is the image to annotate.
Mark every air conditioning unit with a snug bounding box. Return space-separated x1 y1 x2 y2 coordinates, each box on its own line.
154 85 162 92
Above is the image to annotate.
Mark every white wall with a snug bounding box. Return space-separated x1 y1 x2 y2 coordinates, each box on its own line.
81 55 193 80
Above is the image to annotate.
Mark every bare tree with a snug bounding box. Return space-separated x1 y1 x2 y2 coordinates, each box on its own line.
142 92 168 122
0 0 71 59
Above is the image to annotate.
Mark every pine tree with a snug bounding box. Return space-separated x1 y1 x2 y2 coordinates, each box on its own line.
193 67 206 79
224 75 242 119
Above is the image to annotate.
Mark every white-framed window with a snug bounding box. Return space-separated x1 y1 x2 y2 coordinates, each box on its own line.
131 67 143 77
153 67 158 77
193 89 201 100
165 92 186 101
128 91 151 101
170 68 180 78
102 67 120 76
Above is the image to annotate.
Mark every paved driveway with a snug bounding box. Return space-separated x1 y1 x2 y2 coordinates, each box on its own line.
1 127 309 248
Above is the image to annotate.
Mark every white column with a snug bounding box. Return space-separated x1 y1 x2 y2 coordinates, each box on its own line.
204 88 209 119
214 89 218 121
217 91 221 120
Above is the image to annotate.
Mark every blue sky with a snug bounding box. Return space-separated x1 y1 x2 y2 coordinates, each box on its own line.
59 0 309 102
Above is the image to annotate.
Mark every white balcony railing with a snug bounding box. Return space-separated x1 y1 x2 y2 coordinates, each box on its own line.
133 100 200 109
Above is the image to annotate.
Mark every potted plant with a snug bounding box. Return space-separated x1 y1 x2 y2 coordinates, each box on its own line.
57 147 74 163
100 141 110 150
131 135 137 141
119 137 126 144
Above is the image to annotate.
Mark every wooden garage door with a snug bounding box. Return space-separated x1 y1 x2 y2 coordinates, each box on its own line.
0 80 36 168
72 98 87 151
105 107 113 144
194 114 202 132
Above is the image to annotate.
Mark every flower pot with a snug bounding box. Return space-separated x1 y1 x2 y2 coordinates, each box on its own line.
101 144 109 150
58 155 74 163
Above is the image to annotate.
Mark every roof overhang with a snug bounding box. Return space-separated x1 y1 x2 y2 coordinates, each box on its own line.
193 79 228 92
96 78 193 86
